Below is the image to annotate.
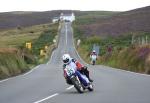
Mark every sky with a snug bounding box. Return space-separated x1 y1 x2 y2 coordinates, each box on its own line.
0 0 150 12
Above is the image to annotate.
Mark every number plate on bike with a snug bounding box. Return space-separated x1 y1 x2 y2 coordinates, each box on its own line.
65 66 75 76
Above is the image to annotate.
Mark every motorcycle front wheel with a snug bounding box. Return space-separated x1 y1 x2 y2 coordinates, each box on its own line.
70 76 84 93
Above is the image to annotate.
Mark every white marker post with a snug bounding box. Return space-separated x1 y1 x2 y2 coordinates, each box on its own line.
77 39 81 49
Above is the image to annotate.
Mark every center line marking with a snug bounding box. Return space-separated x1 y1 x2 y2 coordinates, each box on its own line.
66 86 74 90
34 93 59 103
65 24 68 46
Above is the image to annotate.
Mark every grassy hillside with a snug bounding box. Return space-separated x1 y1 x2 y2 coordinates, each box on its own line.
76 35 150 74
74 11 118 25
31 24 58 63
0 48 28 79
99 45 150 73
73 6 150 74
0 23 59 79
0 23 54 47
78 6 150 37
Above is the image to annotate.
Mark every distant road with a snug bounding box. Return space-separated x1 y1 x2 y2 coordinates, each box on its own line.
0 22 150 103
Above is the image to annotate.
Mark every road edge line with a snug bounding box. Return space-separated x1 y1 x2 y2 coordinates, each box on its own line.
0 65 40 83
100 65 150 77
23 65 40 76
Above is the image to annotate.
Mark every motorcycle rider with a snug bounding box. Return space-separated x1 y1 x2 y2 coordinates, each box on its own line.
90 50 97 65
62 54 93 85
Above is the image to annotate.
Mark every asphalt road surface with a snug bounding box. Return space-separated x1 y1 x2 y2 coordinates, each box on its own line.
0 22 150 103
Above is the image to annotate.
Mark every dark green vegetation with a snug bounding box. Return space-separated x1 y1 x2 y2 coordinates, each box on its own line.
31 25 57 56
31 24 58 63
0 23 58 79
73 6 150 74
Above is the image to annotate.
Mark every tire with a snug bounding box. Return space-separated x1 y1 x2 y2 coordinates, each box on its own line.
92 61 95 65
71 76 84 93
88 83 94 91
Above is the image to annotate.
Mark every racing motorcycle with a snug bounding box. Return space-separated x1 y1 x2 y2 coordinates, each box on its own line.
91 55 97 65
64 65 94 93
92 60 96 65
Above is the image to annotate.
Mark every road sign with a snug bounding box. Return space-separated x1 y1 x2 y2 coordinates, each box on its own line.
26 42 32 49
45 46 48 50
77 39 81 46
53 39 56 43
40 49 45 56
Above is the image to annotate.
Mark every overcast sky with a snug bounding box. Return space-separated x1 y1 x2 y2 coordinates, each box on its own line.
0 0 150 12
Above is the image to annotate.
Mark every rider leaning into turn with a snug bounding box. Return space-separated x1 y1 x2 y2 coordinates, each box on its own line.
62 54 93 85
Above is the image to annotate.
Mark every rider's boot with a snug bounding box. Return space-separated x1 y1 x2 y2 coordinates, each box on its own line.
83 66 93 82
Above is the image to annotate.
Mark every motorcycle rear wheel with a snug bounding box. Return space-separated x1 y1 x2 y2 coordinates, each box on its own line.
88 83 94 91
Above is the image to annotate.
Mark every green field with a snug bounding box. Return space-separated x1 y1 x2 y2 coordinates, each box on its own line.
0 23 55 47
0 23 58 79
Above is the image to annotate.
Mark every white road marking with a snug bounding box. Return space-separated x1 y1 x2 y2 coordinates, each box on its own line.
100 65 150 77
66 86 74 90
47 49 55 65
34 86 74 103
34 93 59 103
0 65 40 83
0 78 10 83
65 24 68 46
113 67 150 77
23 65 40 76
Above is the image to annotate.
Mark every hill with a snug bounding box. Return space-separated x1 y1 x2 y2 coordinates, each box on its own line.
0 10 119 30
0 10 76 29
73 6 150 74
79 6 150 37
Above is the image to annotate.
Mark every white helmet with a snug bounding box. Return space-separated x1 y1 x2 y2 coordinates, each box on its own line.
93 50 96 53
62 54 71 64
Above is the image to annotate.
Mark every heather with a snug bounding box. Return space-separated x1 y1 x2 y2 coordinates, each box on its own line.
73 6 150 74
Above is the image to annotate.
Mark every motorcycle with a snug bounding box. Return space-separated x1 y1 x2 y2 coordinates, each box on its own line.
91 55 97 65
92 60 96 65
64 65 94 93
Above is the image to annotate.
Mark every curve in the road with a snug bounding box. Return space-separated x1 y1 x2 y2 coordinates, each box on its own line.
0 22 150 103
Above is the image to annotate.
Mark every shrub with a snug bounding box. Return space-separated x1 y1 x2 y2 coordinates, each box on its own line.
32 28 57 56
0 49 29 79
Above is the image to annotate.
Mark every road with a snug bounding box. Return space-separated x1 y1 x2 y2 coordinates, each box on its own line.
0 22 150 103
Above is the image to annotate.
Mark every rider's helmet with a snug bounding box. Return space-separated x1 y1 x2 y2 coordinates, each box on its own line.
62 54 71 64
92 50 96 53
